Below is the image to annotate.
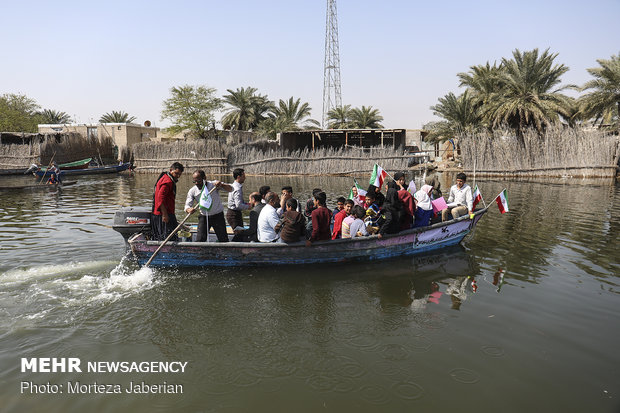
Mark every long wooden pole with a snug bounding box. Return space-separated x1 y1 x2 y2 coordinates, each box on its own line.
144 185 218 267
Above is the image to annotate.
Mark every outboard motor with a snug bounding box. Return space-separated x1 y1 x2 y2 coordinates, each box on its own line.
113 206 152 241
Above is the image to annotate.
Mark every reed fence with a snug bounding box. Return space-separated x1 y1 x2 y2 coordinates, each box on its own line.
39 133 116 165
0 133 116 169
0 143 38 168
461 126 620 178
131 140 228 174
229 145 410 176
130 139 412 176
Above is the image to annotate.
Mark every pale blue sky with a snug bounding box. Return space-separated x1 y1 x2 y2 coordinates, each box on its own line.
2 0 618 129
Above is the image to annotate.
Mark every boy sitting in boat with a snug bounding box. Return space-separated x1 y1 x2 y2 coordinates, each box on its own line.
276 198 306 243
344 205 369 238
332 199 354 239
442 172 473 222
47 163 62 184
363 191 383 234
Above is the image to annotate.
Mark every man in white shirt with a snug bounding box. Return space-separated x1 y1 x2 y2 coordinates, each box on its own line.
257 192 281 242
442 172 473 222
185 170 232 242
226 168 250 230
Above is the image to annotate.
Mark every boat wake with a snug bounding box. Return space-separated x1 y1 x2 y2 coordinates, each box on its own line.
0 258 161 328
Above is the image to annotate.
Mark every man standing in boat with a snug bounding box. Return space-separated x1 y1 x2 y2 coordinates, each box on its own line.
226 168 250 230
185 169 232 242
152 162 184 241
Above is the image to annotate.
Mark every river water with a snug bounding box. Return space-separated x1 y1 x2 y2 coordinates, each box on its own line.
0 172 618 413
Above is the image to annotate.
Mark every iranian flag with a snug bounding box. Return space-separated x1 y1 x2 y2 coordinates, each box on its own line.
472 185 482 210
349 180 367 202
495 189 509 214
369 164 387 188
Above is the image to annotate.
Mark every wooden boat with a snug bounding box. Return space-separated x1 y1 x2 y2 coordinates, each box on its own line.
126 207 489 267
40 158 92 171
34 162 131 177
0 168 29 176
0 181 77 191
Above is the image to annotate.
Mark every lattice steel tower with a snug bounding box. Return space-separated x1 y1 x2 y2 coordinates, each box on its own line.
322 0 342 128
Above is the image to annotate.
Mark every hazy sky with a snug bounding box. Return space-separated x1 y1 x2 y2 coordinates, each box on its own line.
2 0 618 129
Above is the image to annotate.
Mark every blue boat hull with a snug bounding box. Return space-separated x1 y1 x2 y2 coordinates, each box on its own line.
129 208 488 267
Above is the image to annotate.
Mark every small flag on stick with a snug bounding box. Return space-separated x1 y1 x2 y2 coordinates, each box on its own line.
407 180 416 196
349 179 367 203
199 181 213 211
369 164 387 189
472 185 482 210
495 189 509 214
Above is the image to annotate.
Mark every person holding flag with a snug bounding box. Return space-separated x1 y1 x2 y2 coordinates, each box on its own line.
349 179 366 207
185 169 233 242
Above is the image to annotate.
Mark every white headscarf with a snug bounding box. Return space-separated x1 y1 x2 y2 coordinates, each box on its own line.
414 184 433 210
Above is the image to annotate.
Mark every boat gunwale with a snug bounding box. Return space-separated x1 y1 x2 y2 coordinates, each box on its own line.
129 206 488 250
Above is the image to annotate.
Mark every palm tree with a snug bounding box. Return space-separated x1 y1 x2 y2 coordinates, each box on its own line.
326 105 352 129
579 53 620 131
99 111 137 123
221 87 273 130
483 48 573 136
458 62 505 105
256 97 319 139
40 109 72 124
427 90 482 142
272 97 320 129
349 106 384 129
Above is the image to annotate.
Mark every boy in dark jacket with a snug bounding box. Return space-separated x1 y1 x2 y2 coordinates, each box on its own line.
277 198 306 243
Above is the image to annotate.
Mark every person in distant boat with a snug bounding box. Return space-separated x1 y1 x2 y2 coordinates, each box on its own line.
47 163 62 184
185 169 232 242
257 192 282 242
233 192 263 242
152 162 184 241
226 168 250 230
442 172 473 222
413 184 434 227
276 198 306 243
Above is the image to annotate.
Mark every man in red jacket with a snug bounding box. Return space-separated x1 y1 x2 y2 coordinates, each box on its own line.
152 162 184 241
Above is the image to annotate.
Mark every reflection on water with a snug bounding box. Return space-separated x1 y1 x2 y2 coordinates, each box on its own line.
0 173 619 412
